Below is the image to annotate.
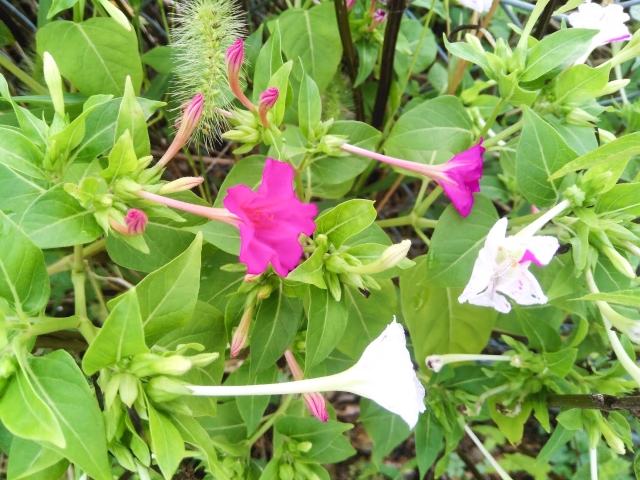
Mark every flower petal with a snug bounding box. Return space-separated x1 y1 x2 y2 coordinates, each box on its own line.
497 267 547 306
520 235 559 267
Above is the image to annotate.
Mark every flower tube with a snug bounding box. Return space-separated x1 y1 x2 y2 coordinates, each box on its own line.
226 38 255 111
425 353 520 372
340 140 484 217
187 320 426 428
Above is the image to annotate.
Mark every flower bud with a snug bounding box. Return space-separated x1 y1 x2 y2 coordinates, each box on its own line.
367 9 387 31
279 464 295 480
43 52 65 119
602 245 636 278
118 372 139 407
425 355 443 372
563 185 586 207
97 0 131 31
157 176 204 194
598 79 630 97
157 93 204 168
345 240 412 275
325 271 342 302
231 304 254 358
285 350 329 422
258 87 279 128
145 376 192 402
297 441 313 453
114 178 143 200
222 125 261 143
125 209 147 235
565 108 600 127
188 352 220 368
0 356 16 379
598 129 617 144
346 0 356 11
325 254 349 274
465 33 485 54
600 419 626 455
130 353 192 377
226 38 255 111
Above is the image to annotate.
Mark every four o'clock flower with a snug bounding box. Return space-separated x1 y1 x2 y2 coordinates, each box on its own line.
230 301 254 358
226 38 255 112
458 200 569 314
457 0 492 13
340 140 485 217
284 349 328 422
187 319 426 428
136 159 317 276
109 209 148 236
223 159 318 276
569 1 631 49
258 87 279 128
157 93 204 168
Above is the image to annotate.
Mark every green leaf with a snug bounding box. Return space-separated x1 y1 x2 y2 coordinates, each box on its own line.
198 249 245 313
141 46 176 74
554 64 611 104
595 184 640 217
0 163 48 217
148 404 185 479
402 257 498 365
580 289 640 307
315 199 376 248
517 308 562 352
537 425 574 463
549 132 640 183
516 107 577 207
134 233 203 342
250 284 303 375
443 36 492 77
28 350 112 480
37 18 143 96
47 0 78 17
0 212 49 314
198 401 247 445
0 76 47 149
304 286 349 372
393 18 436 76
253 23 283 103
227 363 277 435
423 194 498 287
287 245 328 289
415 411 444 478
157 301 227 417
19 185 102 248
115 76 150 158
267 61 293 126
100 129 138 181
7 438 68 480
0 126 46 182
359 399 411 464
278 3 343 92
275 417 356 463
384 96 474 163
338 280 398 359
354 41 378 87
521 29 597 82
82 289 148 375
298 72 322 141
0 368 64 448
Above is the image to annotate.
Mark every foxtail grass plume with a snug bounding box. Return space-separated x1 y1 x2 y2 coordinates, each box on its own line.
172 0 245 144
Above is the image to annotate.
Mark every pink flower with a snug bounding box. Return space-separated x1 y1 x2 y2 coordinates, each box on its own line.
125 209 147 235
223 159 318 276
373 8 386 23
258 87 279 128
569 1 631 47
226 38 255 111
346 0 356 10
230 305 253 358
285 349 328 422
339 140 485 217
157 93 203 168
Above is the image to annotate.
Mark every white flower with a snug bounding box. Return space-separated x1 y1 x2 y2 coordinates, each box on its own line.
337 319 426 428
457 0 492 13
458 217 559 314
187 319 426 428
569 1 631 47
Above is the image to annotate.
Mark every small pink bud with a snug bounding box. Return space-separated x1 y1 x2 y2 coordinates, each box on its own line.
284 349 329 422
258 87 279 128
157 93 204 168
226 38 244 77
125 209 147 235
373 8 387 23
230 306 253 358
226 38 255 111
346 0 356 11
531 205 540 214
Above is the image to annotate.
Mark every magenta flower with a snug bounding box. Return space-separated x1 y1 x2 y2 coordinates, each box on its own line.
223 159 318 276
258 87 279 128
373 8 387 23
285 349 328 422
226 38 255 111
340 140 485 217
157 93 203 168
125 209 148 235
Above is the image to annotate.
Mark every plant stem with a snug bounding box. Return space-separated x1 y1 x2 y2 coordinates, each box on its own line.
47 239 106 276
414 185 442 217
482 120 523 149
590 447 598 480
29 316 81 336
0 53 48 95
371 0 407 129
464 424 514 480
245 394 294 446
334 0 364 121
72 245 97 344
478 96 510 139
